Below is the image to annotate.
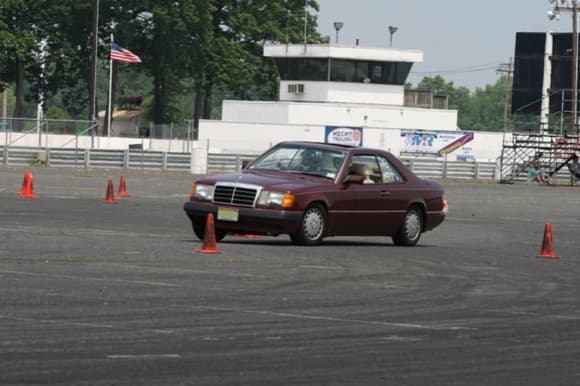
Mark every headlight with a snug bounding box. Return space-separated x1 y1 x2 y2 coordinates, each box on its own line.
190 183 214 201
258 191 295 208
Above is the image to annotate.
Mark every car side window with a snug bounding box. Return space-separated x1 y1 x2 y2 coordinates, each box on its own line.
349 155 382 184
377 156 403 183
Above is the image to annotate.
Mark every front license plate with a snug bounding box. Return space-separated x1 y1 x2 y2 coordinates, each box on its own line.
217 207 239 222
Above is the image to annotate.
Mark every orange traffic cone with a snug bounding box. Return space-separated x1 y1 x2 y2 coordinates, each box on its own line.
118 175 129 197
538 222 558 259
195 214 223 254
103 179 118 204
19 171 39 199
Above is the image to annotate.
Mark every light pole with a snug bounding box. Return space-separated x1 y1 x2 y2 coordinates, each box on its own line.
388 25 398 47
333 22 343 44
548 0 579 134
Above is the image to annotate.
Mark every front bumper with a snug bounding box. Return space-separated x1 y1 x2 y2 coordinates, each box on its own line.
425 211 446 231
183 201 302 235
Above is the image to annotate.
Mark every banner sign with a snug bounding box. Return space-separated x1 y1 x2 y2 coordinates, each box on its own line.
325 126 363 147
401 129 474 160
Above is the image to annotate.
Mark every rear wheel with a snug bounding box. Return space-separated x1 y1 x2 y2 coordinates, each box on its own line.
192 218 227 242
291 204 327 246
392 206 423 246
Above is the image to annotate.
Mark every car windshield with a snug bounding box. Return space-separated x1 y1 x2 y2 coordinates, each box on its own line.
248 145 347 179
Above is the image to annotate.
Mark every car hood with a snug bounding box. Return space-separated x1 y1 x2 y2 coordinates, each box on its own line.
197 170 335 192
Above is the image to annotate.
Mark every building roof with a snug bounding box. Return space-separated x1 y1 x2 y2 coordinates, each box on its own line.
264 44 423 63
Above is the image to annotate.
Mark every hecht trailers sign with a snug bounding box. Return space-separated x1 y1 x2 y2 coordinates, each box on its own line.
325 126 363 147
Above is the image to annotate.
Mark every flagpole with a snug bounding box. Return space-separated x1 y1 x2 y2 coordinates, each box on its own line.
107 33 114 137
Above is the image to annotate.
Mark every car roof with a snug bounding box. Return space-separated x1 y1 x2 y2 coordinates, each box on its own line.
277 141 369 152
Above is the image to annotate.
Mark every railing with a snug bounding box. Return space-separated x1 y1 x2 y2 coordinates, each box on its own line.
1 118 96 147
402 158 497 180
207 153 261 174
1 146 190 171
0 145 498 180
499 133 580 183
7 145 575 183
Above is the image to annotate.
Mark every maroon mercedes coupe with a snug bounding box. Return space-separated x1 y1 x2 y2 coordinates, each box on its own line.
184 141 447 246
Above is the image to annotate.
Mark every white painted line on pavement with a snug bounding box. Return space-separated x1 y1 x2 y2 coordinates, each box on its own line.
193 305 477 332
0 269 178 287
0 314 114 329
107 354 182 359
299 265 344 270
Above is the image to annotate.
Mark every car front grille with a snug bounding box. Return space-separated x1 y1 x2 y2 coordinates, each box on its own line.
213 183 259 207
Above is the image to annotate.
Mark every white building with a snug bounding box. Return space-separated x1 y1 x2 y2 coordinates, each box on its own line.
196 43 471 153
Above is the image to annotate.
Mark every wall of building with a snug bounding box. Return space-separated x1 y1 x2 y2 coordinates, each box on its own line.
278 81 405 105
197 120 507 162
220 100 458 130
222 101 290 124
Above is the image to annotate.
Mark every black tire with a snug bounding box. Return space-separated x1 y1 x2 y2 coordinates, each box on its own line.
192 218 227 242
291 204 327 245
392 206 423 246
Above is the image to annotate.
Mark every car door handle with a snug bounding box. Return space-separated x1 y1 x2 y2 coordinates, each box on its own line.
380 190 391 196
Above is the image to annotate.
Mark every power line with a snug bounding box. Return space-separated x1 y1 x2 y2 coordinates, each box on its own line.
411 62 501 75
497 58 513 130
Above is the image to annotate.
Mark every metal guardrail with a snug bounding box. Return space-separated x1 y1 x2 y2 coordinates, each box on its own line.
7 145 572 183
1 146 190 171
207 153 261 174
402 158 497 180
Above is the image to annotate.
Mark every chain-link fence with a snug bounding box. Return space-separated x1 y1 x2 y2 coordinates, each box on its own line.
0 118 97 147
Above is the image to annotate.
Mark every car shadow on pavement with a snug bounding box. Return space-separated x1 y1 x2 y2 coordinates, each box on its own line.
218 237 433 247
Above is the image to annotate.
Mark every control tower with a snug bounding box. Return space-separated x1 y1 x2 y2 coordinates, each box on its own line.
265 44 423 106
196 43 459 157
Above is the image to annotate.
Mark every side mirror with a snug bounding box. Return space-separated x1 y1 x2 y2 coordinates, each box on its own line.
343 174 364 184
241 160 250 169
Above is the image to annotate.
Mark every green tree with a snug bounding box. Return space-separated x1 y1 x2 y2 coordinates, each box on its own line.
462 77 508 131
192 0 324 127
1 0 109 120
103 0 206 126
0 0 39 119
417 75 471 127
416 75 508 131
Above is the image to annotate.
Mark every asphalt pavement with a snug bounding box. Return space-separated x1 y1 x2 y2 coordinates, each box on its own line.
0 166 579 385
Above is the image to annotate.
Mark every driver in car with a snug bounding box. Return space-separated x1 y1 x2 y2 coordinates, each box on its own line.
300 149 322 172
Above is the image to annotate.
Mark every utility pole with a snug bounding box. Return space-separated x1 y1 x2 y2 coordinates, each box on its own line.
497 58 513 131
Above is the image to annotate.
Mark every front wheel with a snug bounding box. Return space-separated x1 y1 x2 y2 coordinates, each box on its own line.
392 206 423 246
291 204 327 246
192 218 227 242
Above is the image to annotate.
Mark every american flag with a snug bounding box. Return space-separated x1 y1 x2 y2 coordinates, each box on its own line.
110 42 141 64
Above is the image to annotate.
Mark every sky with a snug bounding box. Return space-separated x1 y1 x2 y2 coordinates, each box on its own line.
314 0 574 91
